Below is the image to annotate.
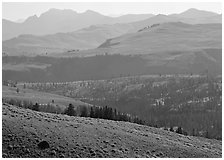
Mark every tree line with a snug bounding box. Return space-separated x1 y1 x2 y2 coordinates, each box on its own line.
2 97 208 139
2 97 145 126
65 104 145 125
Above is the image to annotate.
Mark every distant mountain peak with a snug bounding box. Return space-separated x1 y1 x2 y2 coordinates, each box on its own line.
186 8 200 12
24 15 38 23
156 14 167 17
179 8 218 18
39 8 77 18
29 14 38 18
83 10 101 15
150 14 171 20
183 8 206 14
47 8 76 13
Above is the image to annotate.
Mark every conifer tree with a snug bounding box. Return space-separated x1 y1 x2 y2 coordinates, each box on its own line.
65 103 76 116
80 106 88 117
90 107 94 118
33 103 39 111
170 126 174 132
176 126 183 134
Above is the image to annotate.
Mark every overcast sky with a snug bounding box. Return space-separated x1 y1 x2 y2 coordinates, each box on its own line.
3 2 222 21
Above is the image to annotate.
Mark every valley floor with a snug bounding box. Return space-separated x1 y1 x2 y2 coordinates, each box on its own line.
2 104 222 158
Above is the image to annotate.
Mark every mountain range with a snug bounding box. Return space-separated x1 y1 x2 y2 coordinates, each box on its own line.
3 24 131 55
2 8 221 56
3 8 154 41
2 7 222 158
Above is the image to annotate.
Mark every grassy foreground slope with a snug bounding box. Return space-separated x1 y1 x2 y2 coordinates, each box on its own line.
2 104 222 158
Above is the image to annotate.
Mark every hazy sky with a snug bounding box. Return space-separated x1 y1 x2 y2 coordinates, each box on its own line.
3 2 222 21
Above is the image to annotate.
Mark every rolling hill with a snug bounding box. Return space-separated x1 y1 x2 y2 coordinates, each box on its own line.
172 8 220 18
2 8 221 56
2 103 222 158
98 22 221 53
2 8 154 41
93 22 221 75
2 24 132 56
2 49 221 83
2 10 222 81
2 85 91 113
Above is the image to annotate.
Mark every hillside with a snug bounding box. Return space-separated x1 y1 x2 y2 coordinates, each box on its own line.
3 8 220 41
2 8 154 41
21 74 222 140
98 22 221 53
2 24 131 56
130 12 221 32
3 21 221 61
2 86 91 112
174 8 219 18
2 8 221 56
2 103 222 158
2 50 222 83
